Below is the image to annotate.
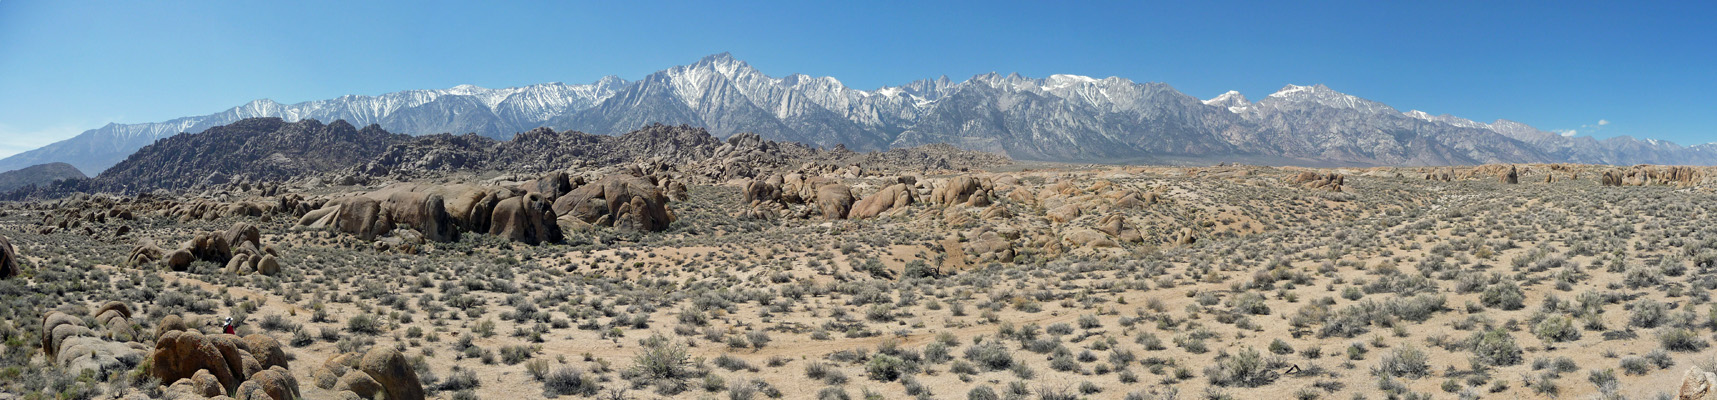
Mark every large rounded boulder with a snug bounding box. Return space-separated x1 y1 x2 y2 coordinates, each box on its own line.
490 193 562 245
358 347 425 400
152 329 261 393
815 184 856 220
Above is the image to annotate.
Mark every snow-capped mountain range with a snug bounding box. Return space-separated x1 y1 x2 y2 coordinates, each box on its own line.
4 53 1712 174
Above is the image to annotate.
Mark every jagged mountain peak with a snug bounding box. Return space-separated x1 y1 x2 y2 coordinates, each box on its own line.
1263 84 1395 113
7 52 1717 175
1203 91 1251 113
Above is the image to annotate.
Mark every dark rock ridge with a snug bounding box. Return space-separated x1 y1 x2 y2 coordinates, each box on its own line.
98 118 410 191
1 119 1008 201
6 53 1712 175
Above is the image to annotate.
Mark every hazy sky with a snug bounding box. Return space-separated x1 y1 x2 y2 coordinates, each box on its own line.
1 1 1713 156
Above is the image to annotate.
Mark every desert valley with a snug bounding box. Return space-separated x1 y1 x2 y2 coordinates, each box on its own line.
1 119 1716 399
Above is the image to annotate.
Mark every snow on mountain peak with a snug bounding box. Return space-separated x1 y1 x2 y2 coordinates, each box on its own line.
1264 84 1396 113
1268 84 1318 98
1203 91 1251 113
1203 90 1246 104
1041 74 1100 92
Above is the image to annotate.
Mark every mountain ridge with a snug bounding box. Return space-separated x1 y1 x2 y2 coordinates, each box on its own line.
4 52 1711 173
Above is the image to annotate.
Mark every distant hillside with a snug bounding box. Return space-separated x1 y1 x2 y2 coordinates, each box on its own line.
96 118 410 191
0 162 86 193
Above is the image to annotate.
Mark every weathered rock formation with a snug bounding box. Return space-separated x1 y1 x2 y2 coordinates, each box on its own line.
848 183 916 219
554 174 676 231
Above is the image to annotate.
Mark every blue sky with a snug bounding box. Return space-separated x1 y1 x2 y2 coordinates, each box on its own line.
0 1 1712 156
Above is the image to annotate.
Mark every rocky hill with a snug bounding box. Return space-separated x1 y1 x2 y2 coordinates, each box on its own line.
0 162 86 193
2 118 1009 199
96 118 411 191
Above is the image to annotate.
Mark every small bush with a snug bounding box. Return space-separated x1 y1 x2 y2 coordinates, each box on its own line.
1533 314 1581 343
964 341 1014 370
1469 328 1522 367
543 366 598 396
1375 346 1430 379
1480 282 1525 311
1659 327 1709 352
1205 347 1278 387
346 314 383 335
866 354 906 381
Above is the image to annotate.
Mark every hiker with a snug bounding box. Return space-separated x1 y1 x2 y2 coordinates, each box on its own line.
223 317 236 335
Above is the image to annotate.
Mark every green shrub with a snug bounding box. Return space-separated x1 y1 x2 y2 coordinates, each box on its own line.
1659 328 1709 352
1469 328 1522 367
1480 282 1525 311
542 366 597 396
865 354 905 382
964 341 1014 370
1533 314 1581 343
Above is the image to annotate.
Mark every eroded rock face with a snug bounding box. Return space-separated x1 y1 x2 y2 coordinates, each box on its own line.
358 347 425 400
742 178 782 205
127 239 167 268
1046 204 1082 224
42 304 147 376
243 334 289 371
931 176 993 206
1290 171 1344 191
167 369 225 398
297 196 389 241
815 184 855 220
152 329 261 393
848 183 915 219
381 191 458 242
0 235 17 279
554 175 675 232
1680 367 1717 400
963 229 1015 264
92 301 139 341
490 193 561 245
526 171 575 201
438 185 506 234
235 366 301 400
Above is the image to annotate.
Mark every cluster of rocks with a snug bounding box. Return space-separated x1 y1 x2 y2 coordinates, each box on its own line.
1602 165 1701 187
41 302 149 375
151 315 299 400
27 195 136 236
128 222 281 275
737 174 854 220
1422 168 1455 182
160 194 309 223
311 347 425 400
297 171 678 246
1288 171 1345 191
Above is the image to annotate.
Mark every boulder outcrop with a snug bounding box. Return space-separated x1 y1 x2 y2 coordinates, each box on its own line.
554 174 675 232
